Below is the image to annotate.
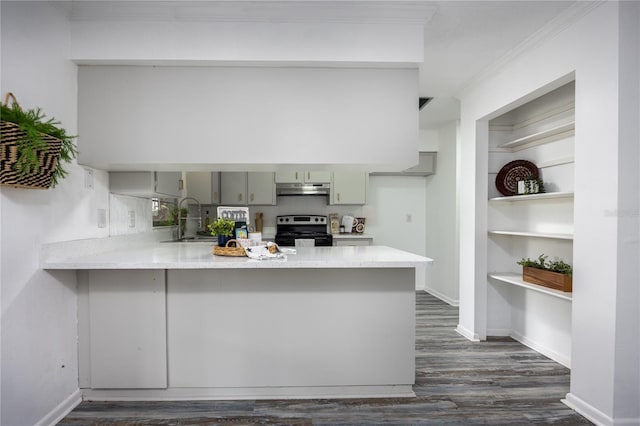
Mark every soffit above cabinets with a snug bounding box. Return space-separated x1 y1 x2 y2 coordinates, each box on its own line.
77 66 419 172
67 1 438 24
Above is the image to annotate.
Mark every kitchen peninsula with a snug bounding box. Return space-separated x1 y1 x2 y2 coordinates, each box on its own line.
42 240 431 401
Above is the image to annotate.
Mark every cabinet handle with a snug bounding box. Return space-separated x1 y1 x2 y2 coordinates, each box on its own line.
238 193 243 202
295 172 299 180
178 179 184 191
337 193 341 202
250 193 255 202
307 172 310 180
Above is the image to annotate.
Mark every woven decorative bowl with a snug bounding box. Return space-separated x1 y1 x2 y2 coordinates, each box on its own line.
213 239 246 257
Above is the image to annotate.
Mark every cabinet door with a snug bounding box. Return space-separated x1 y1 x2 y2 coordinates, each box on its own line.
211 172 221 204
155 172 182 198
220 172 248 205
332 172 367 205
186 172 220 205
334 238 373 246
186 172 213 204
275 171 303 183
88 270 167 389
248 172 276 205
305 171 331 183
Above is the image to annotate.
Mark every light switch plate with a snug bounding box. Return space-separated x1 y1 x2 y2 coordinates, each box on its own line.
128 210 136 228
97 209 107 228
84 168 94 190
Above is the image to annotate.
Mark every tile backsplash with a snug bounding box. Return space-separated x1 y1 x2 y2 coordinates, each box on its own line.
109 193 153 236
108 193 365 237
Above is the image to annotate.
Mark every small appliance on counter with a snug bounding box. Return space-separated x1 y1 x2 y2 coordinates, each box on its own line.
275 215 333 247
341 215 355 233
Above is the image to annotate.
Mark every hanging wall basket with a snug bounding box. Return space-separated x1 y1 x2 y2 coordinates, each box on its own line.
1 121 63 189
0 92 76 189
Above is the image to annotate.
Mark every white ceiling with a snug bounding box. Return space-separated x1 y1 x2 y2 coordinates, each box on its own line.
419 1 578 128
64 0 580 129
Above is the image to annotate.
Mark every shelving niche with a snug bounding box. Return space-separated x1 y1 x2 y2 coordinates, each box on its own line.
486 80 575 368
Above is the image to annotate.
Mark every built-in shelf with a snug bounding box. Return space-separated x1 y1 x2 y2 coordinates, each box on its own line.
489 191 574 202
498 121 575 152
489 273 573 301
488 230 574 240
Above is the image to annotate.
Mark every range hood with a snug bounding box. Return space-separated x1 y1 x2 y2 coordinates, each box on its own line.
276 183 331 197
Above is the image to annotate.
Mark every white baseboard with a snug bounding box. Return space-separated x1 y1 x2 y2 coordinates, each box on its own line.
81 385 415 401
564 393 640 426
36 388 82 426
423 287 459 306
455 324 480 342
510 330 571 368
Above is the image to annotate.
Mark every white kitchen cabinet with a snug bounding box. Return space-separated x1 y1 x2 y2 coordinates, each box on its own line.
220 172 248 205
275 171 331 184
186 172 220 204
221 172 276 205
248 172 276 205
486 79 575 367
331 171 367 205
333 236 373 246
87 270 167 389
109 171 182 198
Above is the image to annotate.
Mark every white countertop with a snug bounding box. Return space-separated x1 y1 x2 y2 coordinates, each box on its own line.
41 243 431 270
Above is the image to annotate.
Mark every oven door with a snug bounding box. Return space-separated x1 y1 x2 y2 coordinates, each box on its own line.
275 234 333 247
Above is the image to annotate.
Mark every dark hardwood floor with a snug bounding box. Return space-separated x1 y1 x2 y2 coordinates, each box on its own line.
59 292 591 425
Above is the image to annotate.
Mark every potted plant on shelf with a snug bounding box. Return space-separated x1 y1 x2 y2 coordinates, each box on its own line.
1 92 77 189
208 217 235 246
517 254 572 292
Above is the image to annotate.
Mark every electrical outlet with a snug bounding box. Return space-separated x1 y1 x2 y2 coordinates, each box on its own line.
97 209 106 228
128 210 136 228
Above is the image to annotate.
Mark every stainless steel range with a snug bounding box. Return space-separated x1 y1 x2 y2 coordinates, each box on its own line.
275 215 333 247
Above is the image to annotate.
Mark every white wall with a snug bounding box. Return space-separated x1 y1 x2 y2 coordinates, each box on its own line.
457 2 639 424
424 121 459 305
365 175 427 290
0 2 109 424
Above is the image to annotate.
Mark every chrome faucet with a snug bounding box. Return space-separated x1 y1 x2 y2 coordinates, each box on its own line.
177 197 202 241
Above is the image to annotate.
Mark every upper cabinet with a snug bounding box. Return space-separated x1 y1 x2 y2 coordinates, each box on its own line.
331 172 367 205
186 172 220 205
247 172 276 205
220 172 276 206
220 172 248 205
110 172 182 198
275 171 331 184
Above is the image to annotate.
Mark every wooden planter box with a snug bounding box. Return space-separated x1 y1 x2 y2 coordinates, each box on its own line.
522 266 572 292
